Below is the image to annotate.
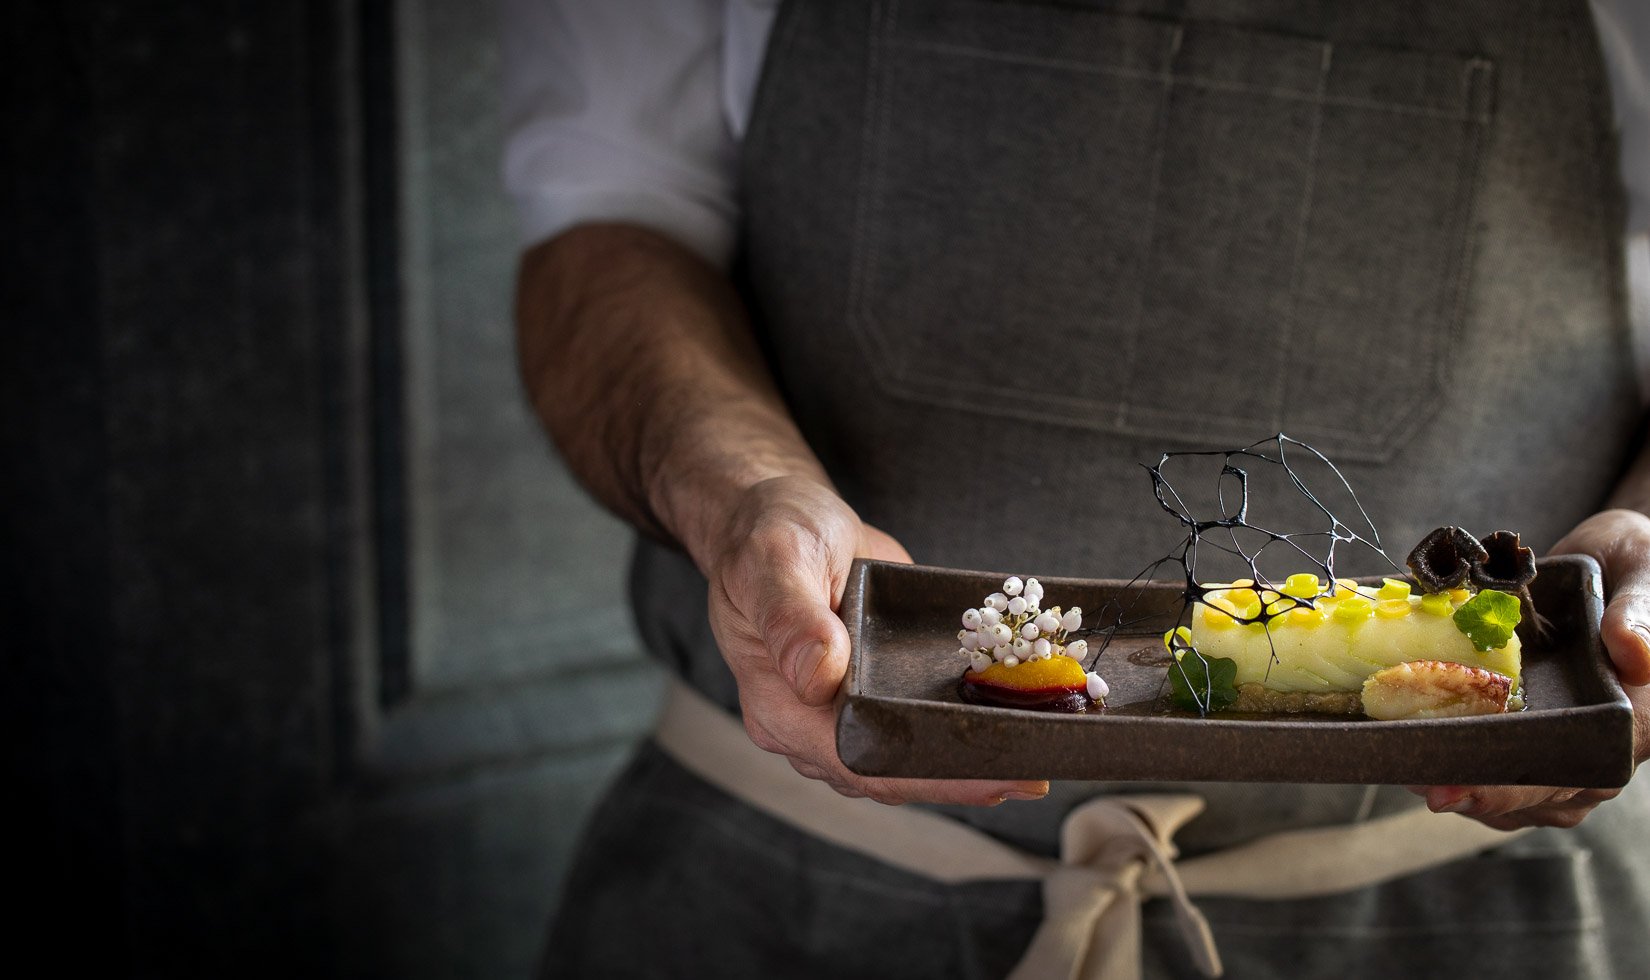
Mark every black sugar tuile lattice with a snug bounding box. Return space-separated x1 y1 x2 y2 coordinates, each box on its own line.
1076 434 1404 715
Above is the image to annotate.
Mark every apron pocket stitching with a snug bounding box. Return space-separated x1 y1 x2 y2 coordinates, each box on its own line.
848 0 1497 463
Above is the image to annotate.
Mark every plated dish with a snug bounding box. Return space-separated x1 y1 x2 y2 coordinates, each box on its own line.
836 554 1632 786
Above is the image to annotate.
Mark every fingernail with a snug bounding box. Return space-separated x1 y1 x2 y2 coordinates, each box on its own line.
1438 798 1478 815
1617 623 1650 686
1426 786 1468 811
790 640 827 694
1003 789 1048 802
1631 624 1650 654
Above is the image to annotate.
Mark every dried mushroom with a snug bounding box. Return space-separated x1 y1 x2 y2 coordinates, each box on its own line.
1408 526 1546 642
1472 530 1547 641
1471 530 1537 593
1406 526 1488 593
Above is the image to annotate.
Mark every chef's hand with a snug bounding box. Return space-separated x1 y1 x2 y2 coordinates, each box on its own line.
1410 509 1650 830
706 475 1049 807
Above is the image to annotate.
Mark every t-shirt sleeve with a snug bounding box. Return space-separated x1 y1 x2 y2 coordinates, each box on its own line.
501 0 738 267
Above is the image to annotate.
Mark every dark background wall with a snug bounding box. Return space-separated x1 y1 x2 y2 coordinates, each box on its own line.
6 2 657 975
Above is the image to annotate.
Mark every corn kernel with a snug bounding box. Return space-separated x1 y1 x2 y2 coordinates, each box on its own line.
1335 578 1359 594
1199 604 1238 630
1334 596 1374 622
1377 578 1412 601
1448 588 1472 605
1287 605 1327 626
1282 573 1321 599
1207 590 1254 620
1375 598 1412 619
1420 593 1454 616
1162 625 1192 651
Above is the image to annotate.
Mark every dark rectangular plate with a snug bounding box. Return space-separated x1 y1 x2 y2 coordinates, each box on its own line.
837 555 1634 786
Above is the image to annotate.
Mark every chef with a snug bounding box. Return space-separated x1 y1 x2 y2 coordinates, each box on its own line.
506 1 1650 976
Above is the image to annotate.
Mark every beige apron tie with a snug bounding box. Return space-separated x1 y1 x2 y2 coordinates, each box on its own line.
1011 794 1220 980
653 680 1525 979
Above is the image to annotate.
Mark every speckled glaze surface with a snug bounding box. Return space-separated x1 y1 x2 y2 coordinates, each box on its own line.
838 555 1632 786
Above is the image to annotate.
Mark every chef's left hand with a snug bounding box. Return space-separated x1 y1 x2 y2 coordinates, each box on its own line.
1408 509 1650 830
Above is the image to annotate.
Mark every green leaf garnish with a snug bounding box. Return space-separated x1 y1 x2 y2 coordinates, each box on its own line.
1168 648 1239 714
1452 588 1521 651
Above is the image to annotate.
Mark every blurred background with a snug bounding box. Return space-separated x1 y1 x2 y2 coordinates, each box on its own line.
7 1 662 975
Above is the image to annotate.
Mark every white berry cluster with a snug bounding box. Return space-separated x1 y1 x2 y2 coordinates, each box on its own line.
956 575 1089 673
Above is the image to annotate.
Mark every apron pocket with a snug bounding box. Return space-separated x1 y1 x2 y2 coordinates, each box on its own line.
851 0 1495 461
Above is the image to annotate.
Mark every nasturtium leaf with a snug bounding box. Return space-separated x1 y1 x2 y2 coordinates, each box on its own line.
1452 588 1521 651
1168 649 1239 714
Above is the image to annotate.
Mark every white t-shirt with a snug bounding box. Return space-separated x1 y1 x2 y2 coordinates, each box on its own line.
501 0 1650 391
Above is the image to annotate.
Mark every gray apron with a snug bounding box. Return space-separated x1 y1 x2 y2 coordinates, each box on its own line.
548 0 1649 976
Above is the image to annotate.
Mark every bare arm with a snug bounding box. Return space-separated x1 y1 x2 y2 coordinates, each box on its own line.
516 223 1047 807
517 223 822 557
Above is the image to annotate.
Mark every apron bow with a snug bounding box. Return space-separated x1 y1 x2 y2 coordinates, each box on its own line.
653 681 1520 980
1013 794 1221 980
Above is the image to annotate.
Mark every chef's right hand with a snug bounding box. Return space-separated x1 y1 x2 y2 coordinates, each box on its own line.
705 475 1049 807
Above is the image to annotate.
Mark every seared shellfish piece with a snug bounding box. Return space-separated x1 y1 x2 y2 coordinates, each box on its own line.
1361 660 1513 720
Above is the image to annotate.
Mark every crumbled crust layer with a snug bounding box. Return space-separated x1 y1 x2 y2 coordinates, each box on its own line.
1232 684 1362 715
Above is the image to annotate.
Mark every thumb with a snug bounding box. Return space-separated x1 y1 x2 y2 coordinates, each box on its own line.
1601 575 1650 687
753 571 854 707
1589 516 1650 687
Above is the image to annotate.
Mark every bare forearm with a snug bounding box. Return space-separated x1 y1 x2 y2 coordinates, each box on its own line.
515 223 828 565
